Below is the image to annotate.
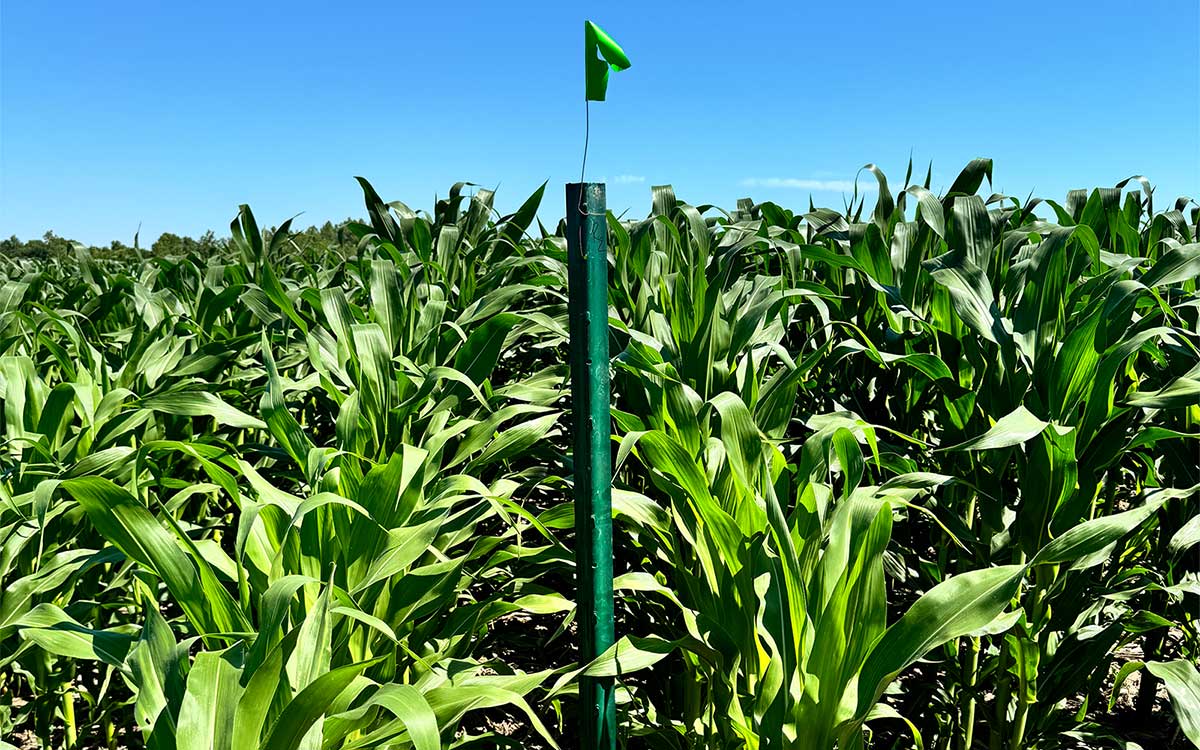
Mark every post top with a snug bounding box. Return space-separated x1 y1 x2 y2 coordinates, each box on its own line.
566 182 606 202
566 183 607 221
566 182 608 198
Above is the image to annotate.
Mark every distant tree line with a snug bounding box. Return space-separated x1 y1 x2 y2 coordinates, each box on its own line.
1 220 361 261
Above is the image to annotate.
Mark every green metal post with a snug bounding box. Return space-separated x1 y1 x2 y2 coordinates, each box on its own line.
566 182 616 750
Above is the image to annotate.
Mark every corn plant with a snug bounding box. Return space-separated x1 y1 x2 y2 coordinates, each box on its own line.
1 162 1197 749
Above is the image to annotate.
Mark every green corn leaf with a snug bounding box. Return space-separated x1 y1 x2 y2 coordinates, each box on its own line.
62 477 250 636
1146 660 1200 746
1030 497 1170 568
499 182 547 252
949 195 992 272
943 158 993 200
941 406 1048 452
854 565 1026 720
234 629 300 747
140 391 266 430
127 600 186 742
453 312 521 388
286 580 333 697
262 657 386 750
260 331 314 471
1140 243 1200 287
1127 377 1200 409
923 250 1008 348
357 684 441 750
15 603 134 667
1169 513 1200 555
177 646 245 750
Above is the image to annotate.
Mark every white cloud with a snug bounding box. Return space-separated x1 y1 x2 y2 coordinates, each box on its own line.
740 177 876 192
609 174 646 184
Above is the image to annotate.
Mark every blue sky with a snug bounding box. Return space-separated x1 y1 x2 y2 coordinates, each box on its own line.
2 1 1197 245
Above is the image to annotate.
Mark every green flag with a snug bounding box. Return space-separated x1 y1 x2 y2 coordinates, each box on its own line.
585 21 631 102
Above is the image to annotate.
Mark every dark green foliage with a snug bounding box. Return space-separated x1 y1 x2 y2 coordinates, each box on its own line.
0 164 1197 749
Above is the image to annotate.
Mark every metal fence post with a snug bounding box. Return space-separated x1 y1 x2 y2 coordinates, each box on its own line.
566 181 616 750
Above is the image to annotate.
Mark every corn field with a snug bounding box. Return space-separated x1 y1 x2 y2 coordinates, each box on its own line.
1 160 1198 749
